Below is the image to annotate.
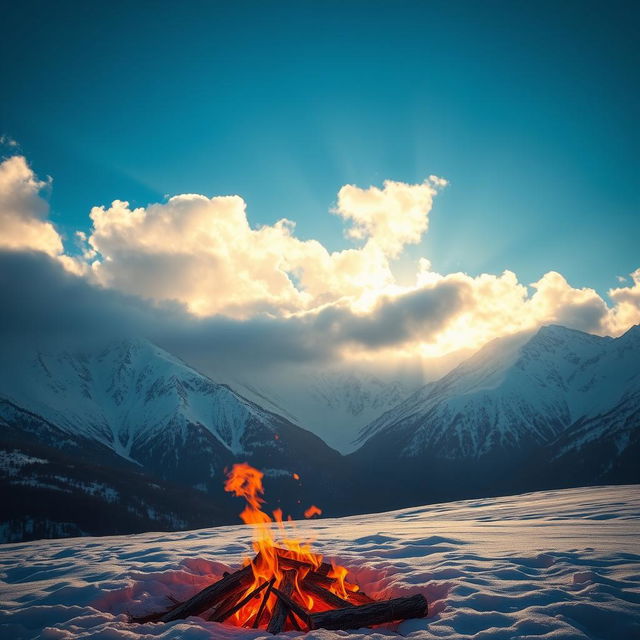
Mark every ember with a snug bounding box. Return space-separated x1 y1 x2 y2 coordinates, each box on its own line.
131 463 428 632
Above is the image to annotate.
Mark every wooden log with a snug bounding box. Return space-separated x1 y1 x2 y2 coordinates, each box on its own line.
301 579 354 609
129 606 175 624
251 578 275 628
210 580 270 623
204 591 240 621
266 569 296 634
274 548 331 575
303 570 335 587
159 563 255 622
270 586 312 627
309 593 428 631
349 590 376 605
288 610 303 631
302 568 363 599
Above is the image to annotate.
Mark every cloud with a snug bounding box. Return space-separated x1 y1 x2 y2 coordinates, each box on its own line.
83 193 403 318
607 269 640 334
0 251 466 372
82 175 446 318
0 154 638 369
333 177 444 258
528 271 610 332
311 278 469 351
0 155 62 256
0 135 19 148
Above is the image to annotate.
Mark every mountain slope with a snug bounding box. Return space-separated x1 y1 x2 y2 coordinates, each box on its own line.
231 368 415 453
351 325 640 508
0 340 348 540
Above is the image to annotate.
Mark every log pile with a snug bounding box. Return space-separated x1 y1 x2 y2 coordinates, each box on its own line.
130 548 428 633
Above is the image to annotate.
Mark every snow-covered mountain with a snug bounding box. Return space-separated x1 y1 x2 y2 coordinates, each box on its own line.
351 325 640 508
0 339 346 540
231 369 416 453
1 326 638 542
2 338 282 461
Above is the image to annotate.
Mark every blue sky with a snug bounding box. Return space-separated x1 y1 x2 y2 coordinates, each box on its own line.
1 0 638 296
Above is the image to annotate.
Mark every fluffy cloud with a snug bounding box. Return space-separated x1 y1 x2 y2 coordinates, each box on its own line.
0 154 638 365
83 175 446 318
607 269 640 334
0 155 62 256
0 251 463 370
83 193 405 318
334 177 444 258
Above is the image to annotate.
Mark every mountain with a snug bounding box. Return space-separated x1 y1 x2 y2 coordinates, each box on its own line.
2 326 638 543
231 369 416 453
350 325 640 509
0 339 346 541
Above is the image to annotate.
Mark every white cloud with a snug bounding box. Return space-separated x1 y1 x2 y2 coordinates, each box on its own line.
1 154 638 362
84 195 399 318
0 156 62 256
333 177 444 258
606 269 640 334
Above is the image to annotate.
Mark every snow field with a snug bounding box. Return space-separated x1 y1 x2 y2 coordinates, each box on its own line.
0 485 638 640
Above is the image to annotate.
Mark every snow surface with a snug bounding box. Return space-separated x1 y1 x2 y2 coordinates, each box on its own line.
1 485 638 640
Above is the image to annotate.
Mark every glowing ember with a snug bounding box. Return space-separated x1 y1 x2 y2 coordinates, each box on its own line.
222 463 359 628
304 505 322 518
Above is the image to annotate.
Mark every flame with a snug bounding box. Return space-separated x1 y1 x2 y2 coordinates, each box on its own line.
304 504 322 518
328 562 358 599
222 463 359 628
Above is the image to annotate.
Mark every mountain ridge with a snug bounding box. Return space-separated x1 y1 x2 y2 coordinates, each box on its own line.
1 324 638 541
348 323 639 510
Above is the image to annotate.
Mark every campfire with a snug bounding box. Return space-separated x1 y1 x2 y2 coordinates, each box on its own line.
131 463 428 632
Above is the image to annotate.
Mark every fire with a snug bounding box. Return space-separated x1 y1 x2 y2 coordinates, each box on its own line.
222 463 359 629
304 505 322 518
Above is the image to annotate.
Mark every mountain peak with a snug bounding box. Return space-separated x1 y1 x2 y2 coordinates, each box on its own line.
524 324 606 353
534 324 588 340
619 324 640 341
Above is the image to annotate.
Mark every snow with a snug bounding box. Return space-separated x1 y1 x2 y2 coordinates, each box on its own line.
358 325 640 459
231 369 419 454
0 339 283 462
0 450 46 474
1 485 638 640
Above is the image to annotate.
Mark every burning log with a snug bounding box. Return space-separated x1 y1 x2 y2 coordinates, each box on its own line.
288 610 303 630
210 579 271 623
270 585 312 628
301 579 354 609
266 569 296 634
159 561 256 622
275 548 332 576
309 593 428 630
128 464 430 634
130 606 177 624
251 578 275 628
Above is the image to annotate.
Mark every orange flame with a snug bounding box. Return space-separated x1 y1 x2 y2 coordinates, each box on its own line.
223 463 357 628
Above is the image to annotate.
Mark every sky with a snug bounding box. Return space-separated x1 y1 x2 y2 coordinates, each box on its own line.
0 0 639 371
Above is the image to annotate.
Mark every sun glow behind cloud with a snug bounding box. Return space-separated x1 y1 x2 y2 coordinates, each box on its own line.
0 154 638 364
